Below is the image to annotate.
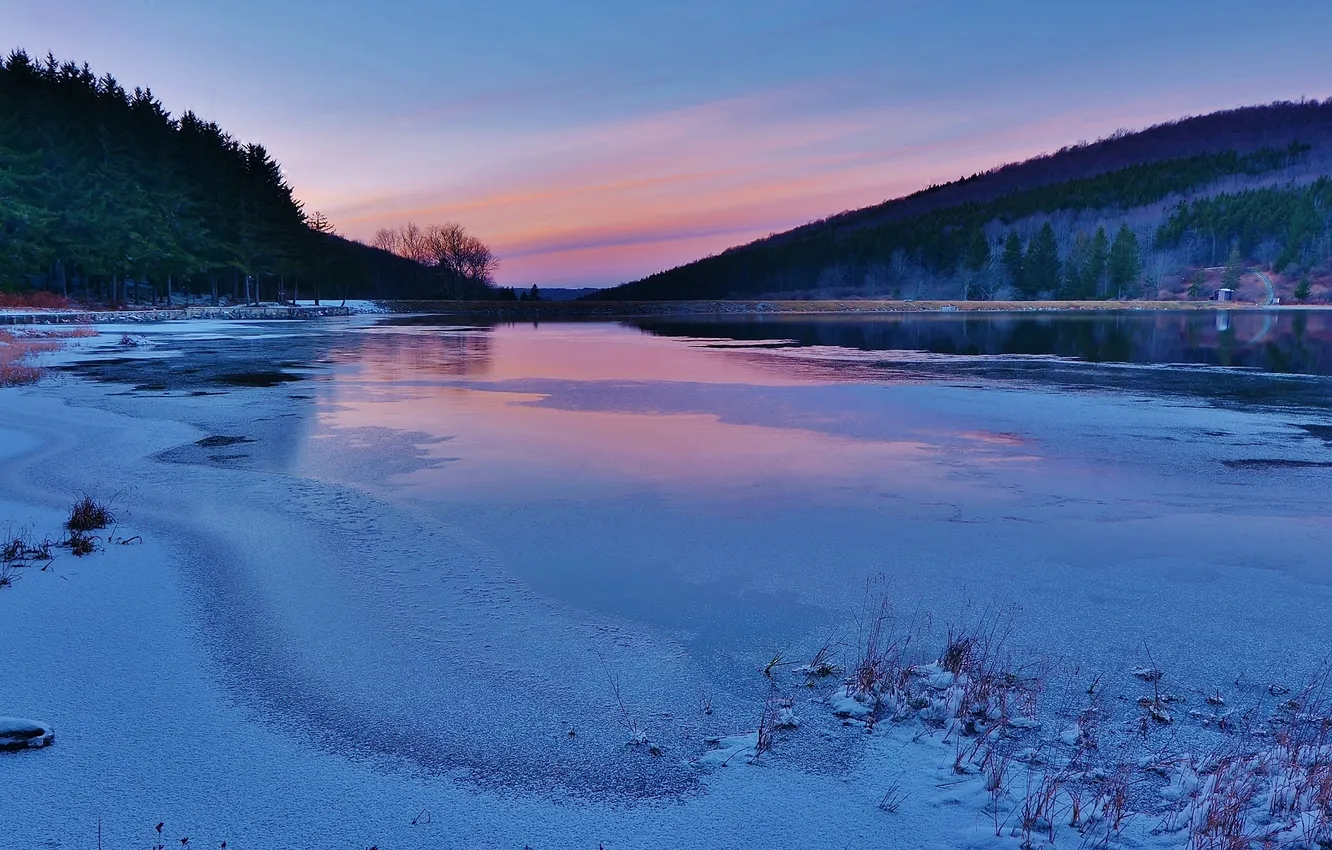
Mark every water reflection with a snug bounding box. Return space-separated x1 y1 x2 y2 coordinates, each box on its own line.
344 318 813 385
628 310 1332 375
339 323 494 378
308 313 1332 504
316 323 1033 501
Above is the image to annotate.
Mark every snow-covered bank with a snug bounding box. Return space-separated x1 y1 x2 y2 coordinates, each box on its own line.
309 298 392 314
0 397 996 848
0 304 350 325
1 374 947 849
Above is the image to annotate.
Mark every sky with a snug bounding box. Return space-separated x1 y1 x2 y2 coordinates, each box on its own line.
4 1 1332 288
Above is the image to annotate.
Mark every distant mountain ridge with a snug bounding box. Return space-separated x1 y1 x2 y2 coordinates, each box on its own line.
535 287 602 301
598 100 1332 303
801 101 1332 236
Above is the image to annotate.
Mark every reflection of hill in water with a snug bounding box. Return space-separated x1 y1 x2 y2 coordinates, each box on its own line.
337 322 494 379
629 311 1332 410
631 311 1332 374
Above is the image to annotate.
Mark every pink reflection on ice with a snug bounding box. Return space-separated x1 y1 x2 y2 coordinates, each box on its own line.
310 323 1039 501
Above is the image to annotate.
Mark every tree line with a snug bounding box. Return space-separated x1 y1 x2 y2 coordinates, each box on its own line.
1154 177 1332 273
0 51 502 304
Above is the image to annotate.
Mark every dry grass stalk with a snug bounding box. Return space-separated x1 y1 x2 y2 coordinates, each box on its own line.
67 495 114 532
878 777 908 813
799 637 841 678
1 526 56 586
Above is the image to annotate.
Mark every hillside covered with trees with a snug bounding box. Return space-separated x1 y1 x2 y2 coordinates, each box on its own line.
599 101 1332 303
0 51 501 305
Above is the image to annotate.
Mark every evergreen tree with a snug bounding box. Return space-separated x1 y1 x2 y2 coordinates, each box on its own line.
1187 270 1207 298
964 229 990 272
1221 244 1244 289
1294 275 1312 301
1107 224 1142 298
1020 223 1060 299
1001 232 1024 295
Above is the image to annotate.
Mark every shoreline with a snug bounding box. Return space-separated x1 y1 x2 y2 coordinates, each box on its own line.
375 298 1331 319
3 298 1329 325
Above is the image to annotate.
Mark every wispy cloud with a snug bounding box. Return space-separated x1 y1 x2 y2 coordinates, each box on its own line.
317 87 988 284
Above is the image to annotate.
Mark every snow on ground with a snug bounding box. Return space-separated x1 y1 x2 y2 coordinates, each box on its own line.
0 307 84 315
4 317 1332 848
2 298 383 318
0 393 981 849
294 298 391 314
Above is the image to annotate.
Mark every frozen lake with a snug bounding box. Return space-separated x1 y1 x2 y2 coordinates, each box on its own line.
7 309 1332 848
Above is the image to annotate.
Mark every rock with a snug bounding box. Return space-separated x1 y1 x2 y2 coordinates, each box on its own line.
0 717 54 751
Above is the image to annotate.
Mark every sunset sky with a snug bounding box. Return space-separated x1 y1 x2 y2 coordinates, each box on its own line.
6 0 1332 287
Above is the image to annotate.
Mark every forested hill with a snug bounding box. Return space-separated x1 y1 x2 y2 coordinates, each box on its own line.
599 100 1332 303
0 51 498 305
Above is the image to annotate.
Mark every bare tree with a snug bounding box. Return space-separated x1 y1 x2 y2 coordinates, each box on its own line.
984 244 1009 300
888 249 910 291
422 223 498 288
1143 250 1177 298
863 263 890 298
456 237 498 285
399 222 431 265
368 221 499 297
1254 238 1282 270
371 227 399 255
816 264 849 295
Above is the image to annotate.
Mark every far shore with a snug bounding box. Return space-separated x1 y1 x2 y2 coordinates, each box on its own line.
378 297 1332 319
2 298 1329 325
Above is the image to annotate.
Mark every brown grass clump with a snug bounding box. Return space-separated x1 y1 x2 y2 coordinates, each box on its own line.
0 332 45 386
64 531 97 557
0 328 89 386
0 361 43 387
0 291 70 309
66 495 114 532
34 327 98 339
